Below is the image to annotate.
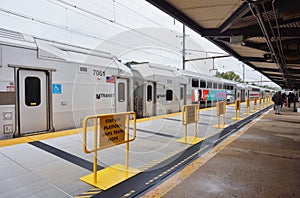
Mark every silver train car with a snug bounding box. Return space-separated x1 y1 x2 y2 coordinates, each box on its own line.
0 28 134 138
0 28 275 139
131 63 188 117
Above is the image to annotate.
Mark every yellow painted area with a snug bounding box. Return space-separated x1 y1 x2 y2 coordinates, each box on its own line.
80 164 141 190
0 128 81 148
0 136 34 147
176 136 204 145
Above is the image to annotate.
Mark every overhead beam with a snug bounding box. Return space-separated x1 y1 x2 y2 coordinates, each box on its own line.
145 0 206 34
203 27 300 37
219 2 249 33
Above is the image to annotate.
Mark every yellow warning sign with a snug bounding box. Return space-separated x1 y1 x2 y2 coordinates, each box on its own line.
185 105 197 124
100 115 125 148
216 101 226 116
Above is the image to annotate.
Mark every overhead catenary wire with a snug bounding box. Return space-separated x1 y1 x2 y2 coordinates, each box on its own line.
0 8 180 63
45 0 227 69
0 0 267 80
53 0 228 58
53 0 183 50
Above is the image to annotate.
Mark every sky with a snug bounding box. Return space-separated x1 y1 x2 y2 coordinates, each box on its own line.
0 0 280 88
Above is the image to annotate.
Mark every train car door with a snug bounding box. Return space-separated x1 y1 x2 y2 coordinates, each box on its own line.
116 78 128 113
145 82 154 117
241 89 246 102
234 89 237 100
18 69 49 135
179 85 186 107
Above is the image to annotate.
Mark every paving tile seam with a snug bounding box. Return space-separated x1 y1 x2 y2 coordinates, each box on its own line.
0 150 74 198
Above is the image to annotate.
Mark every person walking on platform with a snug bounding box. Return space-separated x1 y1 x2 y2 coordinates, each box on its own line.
288 92 295 108
272 91 283 115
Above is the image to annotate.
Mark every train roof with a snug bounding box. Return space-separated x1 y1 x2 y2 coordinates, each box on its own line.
131 62 188 83
0 28 132 77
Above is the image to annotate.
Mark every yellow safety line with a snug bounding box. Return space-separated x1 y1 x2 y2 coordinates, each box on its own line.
0 128 81 148
135 112 181 123
135 106 218 123
141 109 269 198
0 105 235 148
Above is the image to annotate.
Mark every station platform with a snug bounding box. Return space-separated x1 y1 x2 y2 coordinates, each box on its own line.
1 101 298 198
143 106 300 198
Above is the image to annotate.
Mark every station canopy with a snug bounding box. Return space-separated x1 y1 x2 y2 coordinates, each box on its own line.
146 0 300 89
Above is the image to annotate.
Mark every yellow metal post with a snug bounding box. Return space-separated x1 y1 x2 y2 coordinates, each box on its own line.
81 112 139 190
233 100 241 120
125 114 129 170
246 99 250 115
178 105 203 144
193 122 197 140
184 125 187 143
259 98 262 109
218 115 220 128
193 106 197 140
93 118 98 184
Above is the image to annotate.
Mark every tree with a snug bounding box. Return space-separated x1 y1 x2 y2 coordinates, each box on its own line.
215 71 242 82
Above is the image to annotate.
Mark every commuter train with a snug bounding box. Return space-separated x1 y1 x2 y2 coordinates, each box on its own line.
0 28 274 139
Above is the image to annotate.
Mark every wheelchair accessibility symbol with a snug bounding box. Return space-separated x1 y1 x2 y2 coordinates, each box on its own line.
52 84 62 94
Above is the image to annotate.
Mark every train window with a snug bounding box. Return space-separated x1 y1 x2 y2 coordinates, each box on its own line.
118 82 125 102
200 80 206 88
218 83 223 89
166 90 173 101
192 79 199 87
25 77 41 106
228 85 233 90
252 88 260 92
180 87 184 100
147 85 152 102
207 81 212 88
213 82 217 89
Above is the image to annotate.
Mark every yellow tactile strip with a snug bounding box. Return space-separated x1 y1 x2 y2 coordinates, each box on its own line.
140 109 270 198
0 128 81 148
0 111 182 148
0 105 235 148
